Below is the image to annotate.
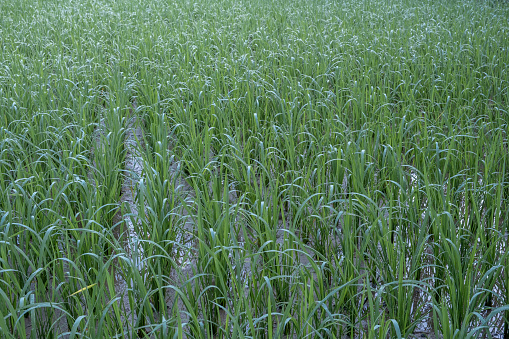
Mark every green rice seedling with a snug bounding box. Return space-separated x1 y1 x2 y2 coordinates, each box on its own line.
92 109 126 229
329 196 364 336
364 280 392 339
0 215 29 337
502 233 509 338
178 160 243 335
135 150 183 315
431 214 504 337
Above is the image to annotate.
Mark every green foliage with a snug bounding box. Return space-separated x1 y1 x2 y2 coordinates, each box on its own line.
0 0 508 337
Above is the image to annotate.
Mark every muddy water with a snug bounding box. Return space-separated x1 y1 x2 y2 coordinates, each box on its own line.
114 111 203 337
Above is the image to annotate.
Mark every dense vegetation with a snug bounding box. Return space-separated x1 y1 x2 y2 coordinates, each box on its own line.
1 0 508 337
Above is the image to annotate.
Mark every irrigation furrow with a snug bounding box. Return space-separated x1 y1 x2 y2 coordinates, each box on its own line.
119 112 145 269
114 109 146 331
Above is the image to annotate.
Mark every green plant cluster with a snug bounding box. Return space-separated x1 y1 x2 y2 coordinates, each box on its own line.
0 0 508 337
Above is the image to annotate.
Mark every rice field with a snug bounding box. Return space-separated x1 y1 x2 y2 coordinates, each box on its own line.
1 0 509 337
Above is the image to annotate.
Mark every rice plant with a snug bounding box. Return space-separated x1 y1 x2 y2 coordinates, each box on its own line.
0 0 508 337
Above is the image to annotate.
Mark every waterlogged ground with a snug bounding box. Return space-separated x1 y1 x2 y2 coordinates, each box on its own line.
0 0 508 337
